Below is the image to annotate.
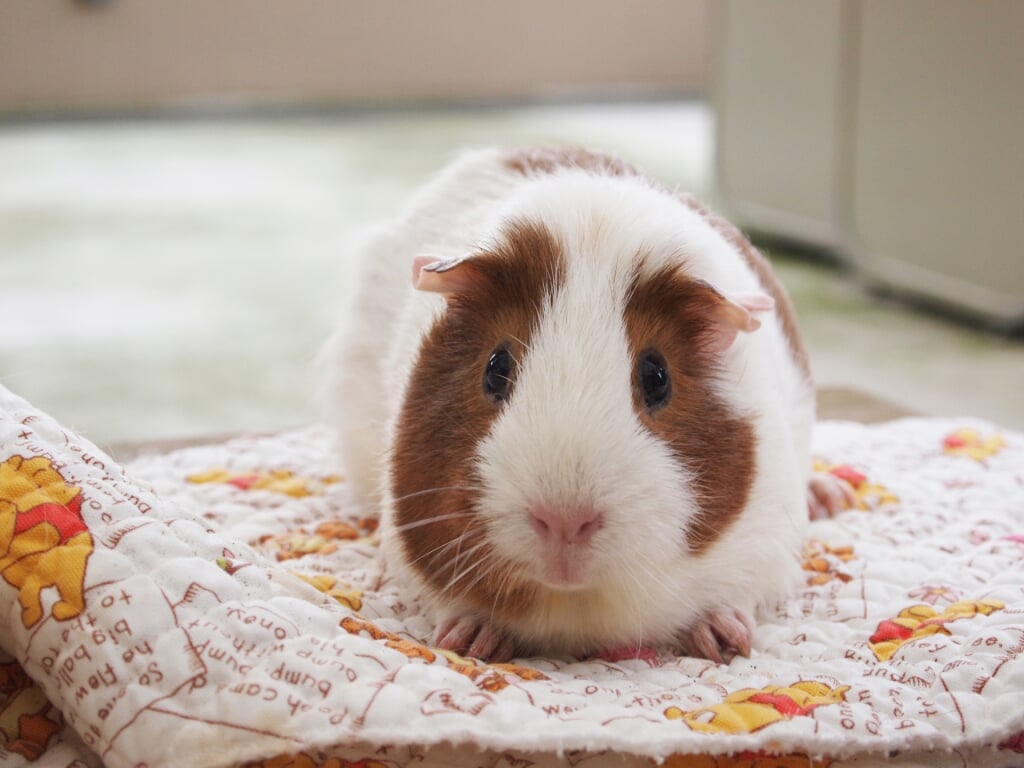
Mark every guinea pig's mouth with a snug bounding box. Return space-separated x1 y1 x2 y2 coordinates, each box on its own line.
531 548 598 592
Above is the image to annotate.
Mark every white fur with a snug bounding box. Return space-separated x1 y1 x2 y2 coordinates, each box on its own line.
321 147 814 654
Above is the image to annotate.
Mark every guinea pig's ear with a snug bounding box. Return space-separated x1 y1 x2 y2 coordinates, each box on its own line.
412 255 481 296
703 284 775 352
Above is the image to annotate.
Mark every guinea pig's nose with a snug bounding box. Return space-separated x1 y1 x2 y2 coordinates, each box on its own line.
529 505 604 546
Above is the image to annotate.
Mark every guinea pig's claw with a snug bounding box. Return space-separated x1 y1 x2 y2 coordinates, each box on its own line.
679 609 754 665
435 615 478 652
467 623 515 662
475 631 516 664
435 616 516 663
807 472 858 520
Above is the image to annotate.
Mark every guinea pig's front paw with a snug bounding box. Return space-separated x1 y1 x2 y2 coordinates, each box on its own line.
677 608 754 665
434 615 517 663
807 471 858 520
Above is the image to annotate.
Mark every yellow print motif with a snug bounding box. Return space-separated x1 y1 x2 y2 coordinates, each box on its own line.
869 599 1004 662
259 519 378 562
0 456 93 628
802 540 856 586
665 681 849 734
294 573 364 611
942 429 1006 462
187 468 342 498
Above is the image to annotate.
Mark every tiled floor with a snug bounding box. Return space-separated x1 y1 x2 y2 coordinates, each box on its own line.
1 101 1021 449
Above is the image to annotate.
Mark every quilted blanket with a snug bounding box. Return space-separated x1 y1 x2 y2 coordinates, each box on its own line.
1 383 1023 768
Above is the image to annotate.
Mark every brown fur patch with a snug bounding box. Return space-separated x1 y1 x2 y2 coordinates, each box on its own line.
624 265 757 552
390 219 565 619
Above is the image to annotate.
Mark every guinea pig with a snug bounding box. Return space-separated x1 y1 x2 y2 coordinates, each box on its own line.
321 146 847 664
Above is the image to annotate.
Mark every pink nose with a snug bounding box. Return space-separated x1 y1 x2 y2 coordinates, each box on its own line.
529 505 604 546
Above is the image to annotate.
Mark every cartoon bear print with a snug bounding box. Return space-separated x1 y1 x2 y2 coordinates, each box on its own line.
0 455 93 628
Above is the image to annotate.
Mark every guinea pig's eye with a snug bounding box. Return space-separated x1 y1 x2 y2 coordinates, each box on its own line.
639 350 671 411
483 345 514 404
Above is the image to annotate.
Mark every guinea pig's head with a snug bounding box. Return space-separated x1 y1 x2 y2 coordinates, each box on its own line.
389 205 773 646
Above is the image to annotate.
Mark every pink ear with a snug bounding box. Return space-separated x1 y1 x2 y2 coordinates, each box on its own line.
721 292 775 332
708 291 775 351
411 255 477 295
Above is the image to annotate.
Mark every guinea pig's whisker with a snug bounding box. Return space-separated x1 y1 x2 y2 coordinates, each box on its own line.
619 552 665 626
389 485 482 505
455 551 509 602
444 549 495 596
390 511 475 533
508 334 533 355
401 512 483 571
450 527 478 585
404 535 465 570
445 559 486 597
621 557 652 599
631 554 661 591
488 557 523 622
488 567 511 628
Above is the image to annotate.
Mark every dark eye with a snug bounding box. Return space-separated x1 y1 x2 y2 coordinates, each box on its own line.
483 346 514 404
639 350 671 411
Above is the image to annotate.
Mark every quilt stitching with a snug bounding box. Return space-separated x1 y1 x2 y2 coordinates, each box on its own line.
1 386 1022 768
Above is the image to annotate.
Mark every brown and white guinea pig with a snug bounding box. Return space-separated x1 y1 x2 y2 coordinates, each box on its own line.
321 147 845 664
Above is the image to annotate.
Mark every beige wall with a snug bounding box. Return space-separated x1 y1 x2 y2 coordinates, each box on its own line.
0 1 707 114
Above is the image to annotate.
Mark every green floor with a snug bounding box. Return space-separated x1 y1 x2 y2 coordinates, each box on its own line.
2 102 1021 449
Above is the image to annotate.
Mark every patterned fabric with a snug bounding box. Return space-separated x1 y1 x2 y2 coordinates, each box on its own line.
1 384 1022 768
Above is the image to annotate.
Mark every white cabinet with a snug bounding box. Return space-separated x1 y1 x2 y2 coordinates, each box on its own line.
715 1 1024 329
